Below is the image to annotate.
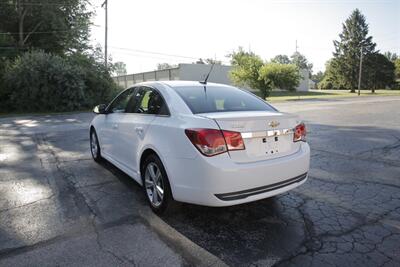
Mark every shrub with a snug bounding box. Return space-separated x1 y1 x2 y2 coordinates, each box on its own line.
4 51 85 112
2 50 120 112
67 52 120 108
259 63 300 91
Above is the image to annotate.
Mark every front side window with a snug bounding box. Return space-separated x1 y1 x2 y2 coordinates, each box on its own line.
129 87 169 115
172 85 276 114
108 88 134 113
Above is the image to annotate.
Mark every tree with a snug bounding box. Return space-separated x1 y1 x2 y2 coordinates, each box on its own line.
290 52 313 74
259 63 300 91
384 52 398 62
384 52 400 81
319 59 345 89
271 55 291 64
395 59 400 80
157 63 177 70
311 71 324 83
363 53 395 91
114 61 127 76
229 47 268 98
332 9 376 92
0 0 92 56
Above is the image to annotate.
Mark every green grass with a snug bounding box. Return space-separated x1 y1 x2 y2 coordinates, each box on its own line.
266 89 400 102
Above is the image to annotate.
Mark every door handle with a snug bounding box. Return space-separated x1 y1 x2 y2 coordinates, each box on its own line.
135 127 144 134
113 124 118 129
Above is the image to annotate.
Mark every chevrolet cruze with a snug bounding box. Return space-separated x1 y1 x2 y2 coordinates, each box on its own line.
90 81 310 214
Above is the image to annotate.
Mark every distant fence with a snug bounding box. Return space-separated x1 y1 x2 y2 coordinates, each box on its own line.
113 68 180 88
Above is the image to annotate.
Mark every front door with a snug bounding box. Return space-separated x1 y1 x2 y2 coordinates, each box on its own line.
102 88 134 163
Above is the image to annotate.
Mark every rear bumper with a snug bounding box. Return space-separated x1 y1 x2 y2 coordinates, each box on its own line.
165 142 310 207
215 172 307 201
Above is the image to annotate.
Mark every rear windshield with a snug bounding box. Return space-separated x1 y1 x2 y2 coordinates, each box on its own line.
172 85 276 114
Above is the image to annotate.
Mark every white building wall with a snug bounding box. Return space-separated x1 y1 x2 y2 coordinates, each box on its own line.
178 64 233 85
297 69 309 91
113 64 309 92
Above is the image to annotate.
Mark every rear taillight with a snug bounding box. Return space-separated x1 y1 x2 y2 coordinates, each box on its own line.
293 123 306 142
185 128 245 157
222 130 245 151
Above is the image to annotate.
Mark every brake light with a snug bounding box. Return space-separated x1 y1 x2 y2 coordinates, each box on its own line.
222 130 245 151
293 123 306 142
185 128 245 157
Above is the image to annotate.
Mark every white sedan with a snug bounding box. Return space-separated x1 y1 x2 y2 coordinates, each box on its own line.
90 81 310 214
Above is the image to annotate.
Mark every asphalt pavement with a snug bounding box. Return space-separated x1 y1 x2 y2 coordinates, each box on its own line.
0 95 399 266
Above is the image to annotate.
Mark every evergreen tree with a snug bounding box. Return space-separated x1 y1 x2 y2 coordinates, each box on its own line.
333 9 376 92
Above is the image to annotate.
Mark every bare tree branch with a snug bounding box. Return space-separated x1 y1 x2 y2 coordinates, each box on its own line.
23 21 43 44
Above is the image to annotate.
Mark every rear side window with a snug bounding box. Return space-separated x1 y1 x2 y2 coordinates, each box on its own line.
172 85 276 114
127 87 169 115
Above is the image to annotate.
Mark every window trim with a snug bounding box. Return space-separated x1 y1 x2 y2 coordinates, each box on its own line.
106 86 171 117
106 87 134 113
136 86 171 117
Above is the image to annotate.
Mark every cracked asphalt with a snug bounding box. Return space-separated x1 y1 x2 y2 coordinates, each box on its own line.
0 95 399 266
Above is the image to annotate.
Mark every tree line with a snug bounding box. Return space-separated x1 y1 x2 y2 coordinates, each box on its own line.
229 9 399 97
228 48 312 98
0 0 119 112
318 9 398 91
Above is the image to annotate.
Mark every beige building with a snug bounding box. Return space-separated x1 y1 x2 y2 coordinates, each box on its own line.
113 63 310 91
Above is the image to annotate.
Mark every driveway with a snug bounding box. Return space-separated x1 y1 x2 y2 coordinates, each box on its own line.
0 96 399 266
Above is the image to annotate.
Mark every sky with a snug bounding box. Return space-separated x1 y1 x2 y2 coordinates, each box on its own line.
90 0 400 74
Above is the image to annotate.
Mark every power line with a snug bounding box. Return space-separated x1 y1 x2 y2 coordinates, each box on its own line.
110 48 230 65
110 46 201 60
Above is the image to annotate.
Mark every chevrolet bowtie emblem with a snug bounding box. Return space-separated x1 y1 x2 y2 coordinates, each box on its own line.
269 121 280 128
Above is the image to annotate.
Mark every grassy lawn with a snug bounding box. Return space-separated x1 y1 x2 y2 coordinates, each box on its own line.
266 89 400 102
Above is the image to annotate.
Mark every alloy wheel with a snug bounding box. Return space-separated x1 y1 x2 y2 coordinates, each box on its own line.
144 162 164 207
90 132 98 157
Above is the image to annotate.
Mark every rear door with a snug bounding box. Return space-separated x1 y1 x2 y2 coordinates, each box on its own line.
199 111 301 163
117 86 169 177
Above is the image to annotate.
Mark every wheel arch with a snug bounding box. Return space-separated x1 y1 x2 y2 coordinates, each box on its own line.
89 125 95 133
139 147 175 199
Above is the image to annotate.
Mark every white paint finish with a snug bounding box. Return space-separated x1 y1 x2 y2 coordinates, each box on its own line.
90 81 310 207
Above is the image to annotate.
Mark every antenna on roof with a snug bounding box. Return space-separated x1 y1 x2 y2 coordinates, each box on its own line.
199 63 215 85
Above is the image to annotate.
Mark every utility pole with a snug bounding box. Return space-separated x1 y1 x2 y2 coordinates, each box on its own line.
358 46 363 96
102 0 108 68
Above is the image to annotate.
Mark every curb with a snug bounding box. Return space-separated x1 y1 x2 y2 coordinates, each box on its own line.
139 208 229 267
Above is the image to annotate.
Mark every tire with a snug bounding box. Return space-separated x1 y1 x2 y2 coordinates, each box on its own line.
141 154 174 214
90 129 102 162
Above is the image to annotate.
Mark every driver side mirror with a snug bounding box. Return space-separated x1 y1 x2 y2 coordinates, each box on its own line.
93 104 108 114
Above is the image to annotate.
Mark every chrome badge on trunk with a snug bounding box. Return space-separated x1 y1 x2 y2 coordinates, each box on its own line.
269 121 280 128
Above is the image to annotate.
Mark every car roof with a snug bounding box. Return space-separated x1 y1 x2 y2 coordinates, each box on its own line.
158 80 232 88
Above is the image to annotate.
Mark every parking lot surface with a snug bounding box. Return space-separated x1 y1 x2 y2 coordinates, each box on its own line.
1 96 399 266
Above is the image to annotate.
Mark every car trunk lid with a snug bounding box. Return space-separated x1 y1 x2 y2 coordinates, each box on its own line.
198 111 301 163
